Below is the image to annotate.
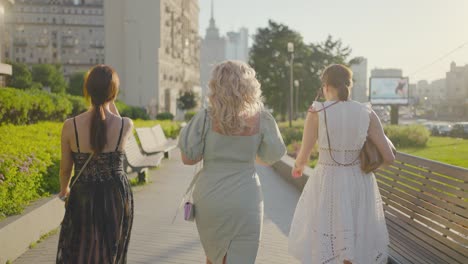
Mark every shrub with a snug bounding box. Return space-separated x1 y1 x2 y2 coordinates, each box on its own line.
280 126 304 146
0 88 72 125
115 101 149 120
0 122 62 219
156 112 174 121
66 95 88 116
384 125 429 148
184 111 197 121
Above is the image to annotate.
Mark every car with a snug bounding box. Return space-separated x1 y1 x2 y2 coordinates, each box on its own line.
432 123 452 136
451 122 468 138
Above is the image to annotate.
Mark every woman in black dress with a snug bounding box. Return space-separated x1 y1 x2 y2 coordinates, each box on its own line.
56 65 134 263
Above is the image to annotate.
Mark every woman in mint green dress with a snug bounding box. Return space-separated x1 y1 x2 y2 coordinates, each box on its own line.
178 61 286 264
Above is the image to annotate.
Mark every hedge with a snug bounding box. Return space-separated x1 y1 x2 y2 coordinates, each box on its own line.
0 87 150 124
384 125 430 148
0 122 62 220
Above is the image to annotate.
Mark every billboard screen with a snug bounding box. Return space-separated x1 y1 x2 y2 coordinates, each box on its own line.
369 77 409 105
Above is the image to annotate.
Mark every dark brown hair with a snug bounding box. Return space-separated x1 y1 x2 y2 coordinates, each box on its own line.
84 65 120 153
320 64 353 101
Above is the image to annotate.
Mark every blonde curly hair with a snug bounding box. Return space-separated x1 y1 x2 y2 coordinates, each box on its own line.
208 60 264 135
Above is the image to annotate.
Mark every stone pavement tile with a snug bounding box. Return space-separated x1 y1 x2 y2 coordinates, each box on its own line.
14 152 301 264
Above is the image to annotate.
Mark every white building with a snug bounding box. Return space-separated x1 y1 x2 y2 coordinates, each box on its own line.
105 0 200 117
4 0 104 76
446 62 468 117
225 27 249 62
350 57 367 102
0 0 14 86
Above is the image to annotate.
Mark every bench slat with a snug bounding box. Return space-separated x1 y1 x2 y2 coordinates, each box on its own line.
396 152 468 182
384 166 468 200
381 193 468 246
387 221 451 264
380 187 467 238
385 207 468 263
389 162 468 190
378 179 468 227
376 172 468 220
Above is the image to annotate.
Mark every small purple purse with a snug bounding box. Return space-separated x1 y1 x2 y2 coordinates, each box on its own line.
184 202 195 221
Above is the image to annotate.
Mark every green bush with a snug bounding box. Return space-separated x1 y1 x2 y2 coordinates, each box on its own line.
156 112 174 121
115 101 149 120
384 125 429 148
184 111 197 121
0 88 72 125
0 122 62 219
280 126 304 146
66 95 88 116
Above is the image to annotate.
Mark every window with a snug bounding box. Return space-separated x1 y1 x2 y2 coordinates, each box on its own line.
38 58 42 63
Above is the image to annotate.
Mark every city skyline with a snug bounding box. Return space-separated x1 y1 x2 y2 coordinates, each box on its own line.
199 0 468 83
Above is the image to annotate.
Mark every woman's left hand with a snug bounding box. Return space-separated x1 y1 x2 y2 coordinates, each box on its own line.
292 165 304 178
58 187 70 201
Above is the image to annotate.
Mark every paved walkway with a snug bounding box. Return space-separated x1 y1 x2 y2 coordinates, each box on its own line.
14 152 300 263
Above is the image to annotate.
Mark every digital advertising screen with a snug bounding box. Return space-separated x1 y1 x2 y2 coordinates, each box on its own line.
369 77 410 105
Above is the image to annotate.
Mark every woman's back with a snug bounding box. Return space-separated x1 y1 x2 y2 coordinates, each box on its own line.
314 100 370 167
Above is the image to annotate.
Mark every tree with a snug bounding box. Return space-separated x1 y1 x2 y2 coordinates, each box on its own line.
32 64 67 93
68 72 86 96
249 20 354 117
5 61 32 89
177 90 198 110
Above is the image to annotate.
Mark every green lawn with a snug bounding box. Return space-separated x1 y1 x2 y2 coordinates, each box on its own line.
398 136 468 168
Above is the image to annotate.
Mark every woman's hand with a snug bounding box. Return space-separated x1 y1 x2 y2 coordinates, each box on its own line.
292 164 304 178
58 187 70 201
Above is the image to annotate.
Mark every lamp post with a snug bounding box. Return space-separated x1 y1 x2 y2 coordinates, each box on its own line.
287 42 294 128
294 79 300 119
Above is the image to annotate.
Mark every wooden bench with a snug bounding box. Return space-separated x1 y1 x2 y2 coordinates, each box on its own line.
375 152 468 264
135 125 177 158
124 133 164 182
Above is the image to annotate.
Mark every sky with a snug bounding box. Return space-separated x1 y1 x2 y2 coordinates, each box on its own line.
199 0 468 83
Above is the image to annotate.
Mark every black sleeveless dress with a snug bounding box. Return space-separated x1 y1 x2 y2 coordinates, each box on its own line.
57 118 134 264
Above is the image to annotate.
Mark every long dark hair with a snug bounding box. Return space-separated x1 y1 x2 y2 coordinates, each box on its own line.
320 64 353 101
84 65 120 154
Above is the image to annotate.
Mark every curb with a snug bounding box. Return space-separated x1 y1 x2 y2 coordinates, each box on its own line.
272 155 311 191
0 196 64 263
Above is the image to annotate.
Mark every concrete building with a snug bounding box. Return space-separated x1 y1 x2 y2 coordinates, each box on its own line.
4 0 104 76
200 0 225 100
370 68 403 78
225 27 249 62
0 0 13 86
105 0 200 117
350 57 368 102
446 62 468 117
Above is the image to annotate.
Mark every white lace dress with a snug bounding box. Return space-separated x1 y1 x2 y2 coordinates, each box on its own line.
289 101 389 264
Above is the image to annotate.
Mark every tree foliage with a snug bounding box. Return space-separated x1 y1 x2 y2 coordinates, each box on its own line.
177 90 198 110
5 61 32 89
249 20 356 117
31 64 67 93
68 71 86 96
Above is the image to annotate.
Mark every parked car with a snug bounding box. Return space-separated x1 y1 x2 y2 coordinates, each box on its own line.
432 123 453 136
450 122 468 138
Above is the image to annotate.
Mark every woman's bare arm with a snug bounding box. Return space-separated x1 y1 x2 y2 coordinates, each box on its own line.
59 120 75 196
295 112 319 168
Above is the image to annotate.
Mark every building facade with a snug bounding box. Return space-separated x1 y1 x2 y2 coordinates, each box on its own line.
225 27 249 62
350 57 368 102
0 0 13 86
445 62 468 117
105 0 200 118
4 0 104 77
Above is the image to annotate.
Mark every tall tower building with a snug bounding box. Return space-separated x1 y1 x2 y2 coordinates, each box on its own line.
105 0 200 117
200 0 225 100
350 57 368 102
225 27 249 62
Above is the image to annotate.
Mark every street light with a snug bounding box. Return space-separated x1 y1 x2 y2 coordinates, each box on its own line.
287 42 294 127
294 80 300 119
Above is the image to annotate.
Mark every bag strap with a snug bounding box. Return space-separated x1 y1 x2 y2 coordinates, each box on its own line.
172 109 208 223
322 102 360 166
69 153 94 189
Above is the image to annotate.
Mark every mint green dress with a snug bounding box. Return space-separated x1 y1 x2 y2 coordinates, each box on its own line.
178 109 286 264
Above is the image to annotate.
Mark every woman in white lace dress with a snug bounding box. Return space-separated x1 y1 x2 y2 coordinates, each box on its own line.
288 64 395 264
